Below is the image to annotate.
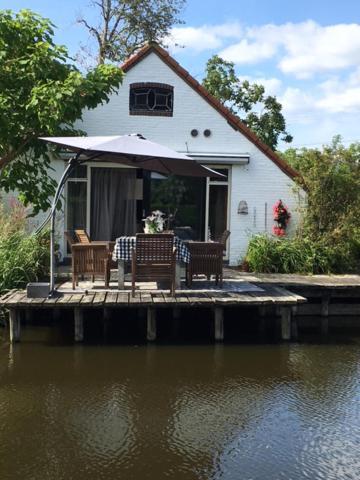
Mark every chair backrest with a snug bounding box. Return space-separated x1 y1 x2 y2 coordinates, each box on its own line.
187 242 224 257
72 244 109 275
75 229 91 244
64 231 75 250
187 242 223 275
216 230 231 249
135 234 174 263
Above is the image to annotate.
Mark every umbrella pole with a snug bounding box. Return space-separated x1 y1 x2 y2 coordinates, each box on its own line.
49 154 81 294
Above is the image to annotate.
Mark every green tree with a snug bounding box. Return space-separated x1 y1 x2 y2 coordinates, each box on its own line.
203 55 292 149
0 9 124 214
78 0 185 65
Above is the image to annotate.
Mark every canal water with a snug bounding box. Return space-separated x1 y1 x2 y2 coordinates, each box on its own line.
0 328 359 480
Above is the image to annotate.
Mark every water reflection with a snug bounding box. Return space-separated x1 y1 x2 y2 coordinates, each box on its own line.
0 330 359 479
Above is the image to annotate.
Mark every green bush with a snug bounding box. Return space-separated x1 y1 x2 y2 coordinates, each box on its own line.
245 234 359 274
0 202 49 295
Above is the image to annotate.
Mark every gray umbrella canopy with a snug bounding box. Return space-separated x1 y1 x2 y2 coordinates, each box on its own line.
40 134 222 178
39 134 224 293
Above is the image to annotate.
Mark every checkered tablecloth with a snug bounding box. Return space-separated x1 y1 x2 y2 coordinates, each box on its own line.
112 236 190 263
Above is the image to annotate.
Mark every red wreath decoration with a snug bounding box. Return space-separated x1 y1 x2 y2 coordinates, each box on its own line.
272 199 291 237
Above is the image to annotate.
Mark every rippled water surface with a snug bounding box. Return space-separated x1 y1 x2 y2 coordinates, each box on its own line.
0 329 359 480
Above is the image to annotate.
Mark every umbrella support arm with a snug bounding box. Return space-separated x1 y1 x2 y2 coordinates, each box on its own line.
49 154 82 295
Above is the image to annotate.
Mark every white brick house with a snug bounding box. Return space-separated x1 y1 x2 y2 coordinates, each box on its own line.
29 44 301 266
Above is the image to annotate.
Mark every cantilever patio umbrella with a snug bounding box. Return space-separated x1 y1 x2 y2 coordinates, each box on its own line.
38 134 223 294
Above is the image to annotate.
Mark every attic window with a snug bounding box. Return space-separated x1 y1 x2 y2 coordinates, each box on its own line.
129 83 173 116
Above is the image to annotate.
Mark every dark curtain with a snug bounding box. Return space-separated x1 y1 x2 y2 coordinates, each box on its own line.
91 167 137 240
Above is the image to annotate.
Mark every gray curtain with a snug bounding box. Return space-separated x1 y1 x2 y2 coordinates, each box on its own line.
91 167 137 240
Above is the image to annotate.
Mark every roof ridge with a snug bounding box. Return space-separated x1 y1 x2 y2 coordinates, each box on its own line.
121 44 299 180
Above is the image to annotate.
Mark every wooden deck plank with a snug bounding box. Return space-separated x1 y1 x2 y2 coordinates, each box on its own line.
152 293 165 304
2 291 21 305
140 292 153 305
185 292 211 305
44 293 62 305
0 289 17 304
227 292 261 304
66 294 84 306
80 293 95 305
105 292 119 306
162 293 177 305
269 286 305 304
129 292 142 305
29 296 48 306
174 293 190 305
91 292 107 306
116 292 129 306
56 294 74 305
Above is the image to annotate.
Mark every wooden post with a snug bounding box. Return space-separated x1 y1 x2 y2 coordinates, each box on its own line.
74 307 84 342
214 307 224 342
280 306 292 341
258 306 267 336
175 262 181 289
25 309 32 323
291 306 298 340
118 259 125 290
53 308 61 322
321 295 330 336
103 307 111 341
147 307 156 341
172 307 181 338
9 309 20 343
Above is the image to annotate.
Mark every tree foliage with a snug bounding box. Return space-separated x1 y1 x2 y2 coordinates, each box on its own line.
203 55 292 149
0 9 124 213
78 0 185 65
283 136 360 246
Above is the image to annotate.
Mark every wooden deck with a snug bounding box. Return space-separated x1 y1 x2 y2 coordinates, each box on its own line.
0 284 305 309
0 280 305 344
2 271 360 344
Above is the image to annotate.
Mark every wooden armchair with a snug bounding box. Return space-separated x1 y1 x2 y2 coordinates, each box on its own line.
186 242 224 287
71 243 110 290
131 234 177 296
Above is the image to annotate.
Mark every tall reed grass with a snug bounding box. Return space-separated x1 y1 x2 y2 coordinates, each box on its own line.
0 200 49 295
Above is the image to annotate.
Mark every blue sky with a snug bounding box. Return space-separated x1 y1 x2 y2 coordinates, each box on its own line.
3 0 360 149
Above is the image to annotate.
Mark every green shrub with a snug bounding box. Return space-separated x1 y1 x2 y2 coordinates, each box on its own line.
0 202 49 295
245 234 358 274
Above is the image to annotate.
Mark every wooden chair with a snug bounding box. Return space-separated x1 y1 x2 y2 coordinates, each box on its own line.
186 242 224 287
131 234 177 296
71 243 110 290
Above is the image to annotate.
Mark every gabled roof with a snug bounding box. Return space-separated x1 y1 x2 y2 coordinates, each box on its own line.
121 44 299 180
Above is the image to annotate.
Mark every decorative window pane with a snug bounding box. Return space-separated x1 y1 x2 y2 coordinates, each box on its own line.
130 83 173 116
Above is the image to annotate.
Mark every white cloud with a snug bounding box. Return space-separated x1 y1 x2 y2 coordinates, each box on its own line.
167 23 243 53
170 20 360 78
219 38 276 64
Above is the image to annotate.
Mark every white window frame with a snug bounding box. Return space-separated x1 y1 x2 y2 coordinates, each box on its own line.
204 165 231 260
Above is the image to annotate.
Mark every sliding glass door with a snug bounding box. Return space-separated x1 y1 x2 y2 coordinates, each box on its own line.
205 167 230 257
